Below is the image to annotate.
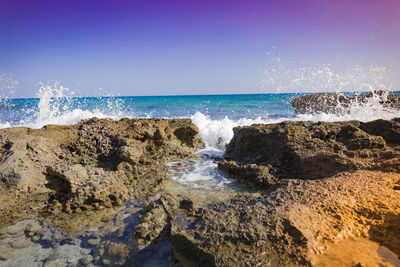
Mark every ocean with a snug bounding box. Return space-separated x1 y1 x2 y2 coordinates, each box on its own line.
1 88 400 266
2 89 400 149
2 88 400 191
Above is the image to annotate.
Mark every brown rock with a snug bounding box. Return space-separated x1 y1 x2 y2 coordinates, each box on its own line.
219 118 400 188
171 117 400 266
171 171 400 266
0 118 203 225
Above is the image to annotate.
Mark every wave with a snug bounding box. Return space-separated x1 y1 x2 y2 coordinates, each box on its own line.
1 82 400 150
0 82 129 129
190 112 280 148
191 91 400 148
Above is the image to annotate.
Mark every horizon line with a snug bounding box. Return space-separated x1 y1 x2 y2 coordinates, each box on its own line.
3 89 400 101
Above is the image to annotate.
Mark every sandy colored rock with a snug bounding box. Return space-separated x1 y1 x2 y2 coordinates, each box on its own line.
0 118 203 226
171 117 400 266
134 192 179 246
311 238 400 267
171 171 400 266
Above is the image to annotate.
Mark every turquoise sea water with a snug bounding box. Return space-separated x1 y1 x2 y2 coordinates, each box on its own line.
1 91 400 266
3 91 400 125
0 93 298 125
1 91 400 148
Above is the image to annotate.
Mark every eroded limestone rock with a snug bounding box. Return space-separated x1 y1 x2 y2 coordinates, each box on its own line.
0 118 203 225
171 171 400 266
219 118 400 188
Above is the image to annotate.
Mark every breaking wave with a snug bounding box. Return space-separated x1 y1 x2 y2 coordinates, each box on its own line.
0 82 399 149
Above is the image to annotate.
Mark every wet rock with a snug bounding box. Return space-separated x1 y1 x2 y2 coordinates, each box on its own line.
10 237 32 249
179 198 193 211
172 171 400 266
290 90 400 114
102 258 111 265
31 235 40 242
134 192 181 247
79 255 93 265
171 117 400 266
6 220 32 235
46 246 61 261
134 202 168 246
43 258 63 267
0 252 13 261
87 238 100 246
0 118 203 225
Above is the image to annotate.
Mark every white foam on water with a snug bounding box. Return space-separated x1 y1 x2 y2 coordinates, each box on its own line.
167 147 234 190
0 82 128 129
0 121 11 128
190 90 400 150
296 91 400 123
180 90 400 190
190 111 279 148
1 81 399 191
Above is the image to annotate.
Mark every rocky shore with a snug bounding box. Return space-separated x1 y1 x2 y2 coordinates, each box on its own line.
167 118 400 266
0 117 203 225
1 116 400 266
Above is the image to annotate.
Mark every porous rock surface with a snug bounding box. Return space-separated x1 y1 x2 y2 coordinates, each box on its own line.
219 118 400 188
169 118 400 266
0 118 203 225
171 170 400 266
290 90 400 114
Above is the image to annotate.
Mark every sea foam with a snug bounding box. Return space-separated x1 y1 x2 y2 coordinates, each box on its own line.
1 82 400 150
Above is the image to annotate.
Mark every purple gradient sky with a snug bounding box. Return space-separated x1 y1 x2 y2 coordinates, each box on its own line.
0 0 399 97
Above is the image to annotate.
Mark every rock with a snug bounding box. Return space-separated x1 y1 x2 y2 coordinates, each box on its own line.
0 118 203 225
87 238 100 246
102 258 111 265
170 117 400 266
219 118 400 188
79 255 93 265
0 252 13 261
101 241 134 266
28 225 42 236
10 237 32 249
43 258 63 267
6 220 31 235
134 192 181 246
171 171 400 266
290 90 400 114
31 235 40 242
179 198 193 211
134 202 168 246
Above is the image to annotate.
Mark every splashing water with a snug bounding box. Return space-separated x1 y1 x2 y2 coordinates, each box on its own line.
2 82 131 129
191 112 282 148
0 68 399 150
0 68 398 193
0 73 18 98
296 90 400 122
263 51 393 94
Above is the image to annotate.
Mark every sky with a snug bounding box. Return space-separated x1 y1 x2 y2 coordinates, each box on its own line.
0 0 399 97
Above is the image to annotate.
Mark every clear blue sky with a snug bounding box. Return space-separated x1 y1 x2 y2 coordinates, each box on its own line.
1 0 399 97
